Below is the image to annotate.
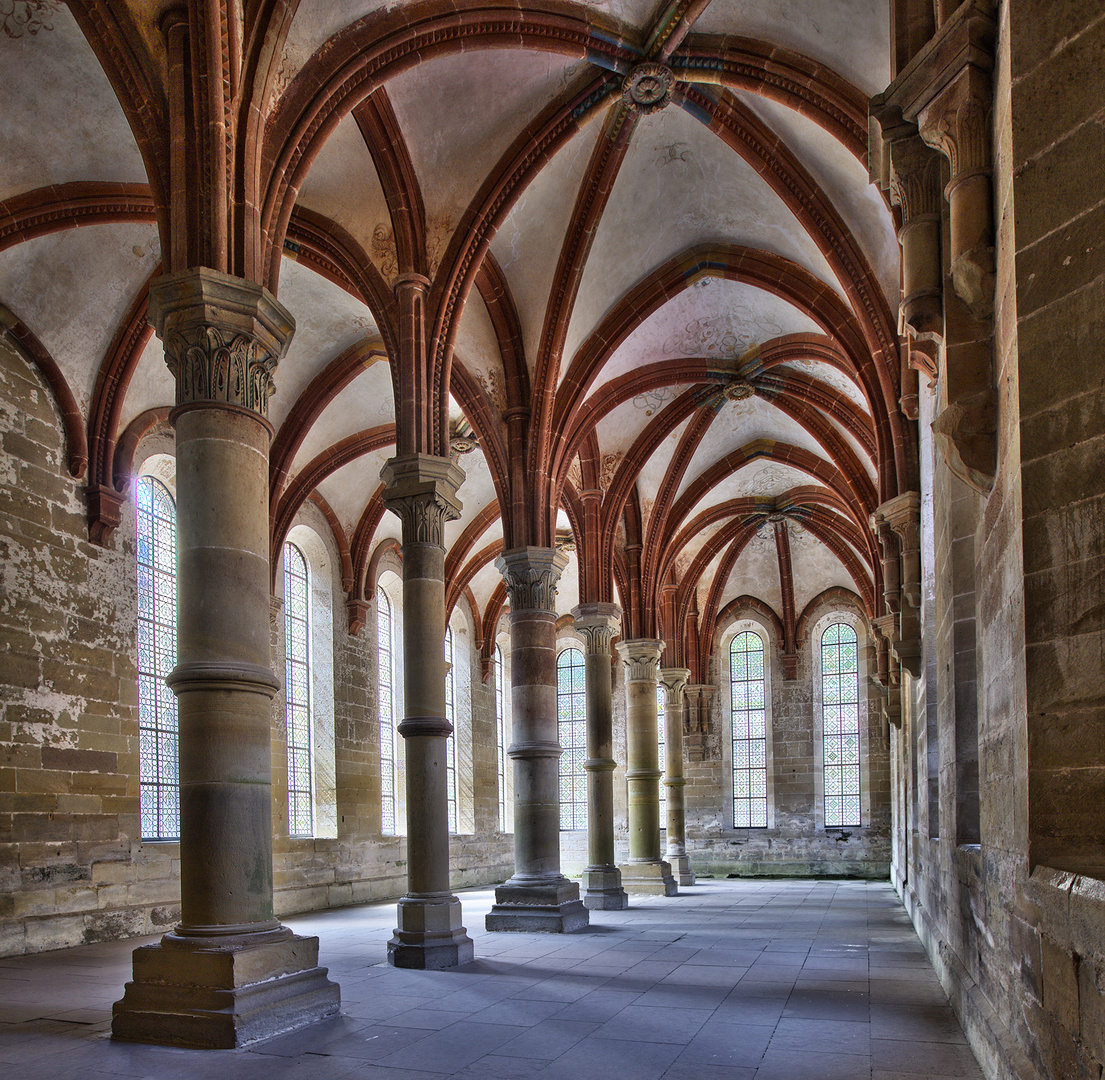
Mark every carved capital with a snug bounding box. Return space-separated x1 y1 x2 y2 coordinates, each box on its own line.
381 454 465 546
919 70 992 185
872 491 922 554
497 546 569 614
571 603 622 656
617 638 664 682
148 268 294 419
659 667 691 698
889 135 944 225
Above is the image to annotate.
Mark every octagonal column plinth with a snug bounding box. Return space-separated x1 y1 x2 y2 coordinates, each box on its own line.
486 548 588 933
617 639 677 896
112 268 339 1049
381 454 474 969
572 603 628 911
659 668 694 886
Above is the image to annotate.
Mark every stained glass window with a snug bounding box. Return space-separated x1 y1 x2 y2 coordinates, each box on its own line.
445 627 458 834
657 683 667 823
378 587 397 834
136 476 179 841
731 631 768 828
822 622 861 827
283 543 314 837
557 648 587 830
495 645 507 832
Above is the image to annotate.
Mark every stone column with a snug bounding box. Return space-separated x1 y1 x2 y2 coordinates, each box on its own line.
113 268 339 1049
486 548 588 932
617 639 677 896
380 454 474 969
659 667 694 886
571 603 628 910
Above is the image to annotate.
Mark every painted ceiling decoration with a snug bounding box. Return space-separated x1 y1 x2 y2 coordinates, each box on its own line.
0 0 915 684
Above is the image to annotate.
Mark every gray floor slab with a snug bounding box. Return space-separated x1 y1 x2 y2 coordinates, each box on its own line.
0 879 986 1079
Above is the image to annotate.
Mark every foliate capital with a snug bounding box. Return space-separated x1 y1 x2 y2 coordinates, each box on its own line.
918 66 992 184
571 602 622 655
148 268 295 418
888 135 944 225
381 454 465 546
872 491 922 552
497 546 569 614
659 667 691 698
616 638 664 682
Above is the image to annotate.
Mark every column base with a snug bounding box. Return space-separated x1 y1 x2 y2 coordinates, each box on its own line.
388 894 475 970
112 929 340 1049
582 866 629 910
618 859 678 896
667 852 696 886
485 876 589 932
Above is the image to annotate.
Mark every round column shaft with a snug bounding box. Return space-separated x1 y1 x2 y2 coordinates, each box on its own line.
617 639 677 896
660 667 694 886
486 548 588 932
381 454 474 969
572 604 628 910
113 267 338 1048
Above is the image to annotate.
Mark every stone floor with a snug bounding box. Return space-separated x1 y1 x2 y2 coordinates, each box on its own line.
0 878 985 1079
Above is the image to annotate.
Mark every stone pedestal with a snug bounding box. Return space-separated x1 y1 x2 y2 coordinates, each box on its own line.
487 548 588 932
113 268 339 1048
660 667 695 887
617 639 677 897
381 454 474 969
572 603 628 911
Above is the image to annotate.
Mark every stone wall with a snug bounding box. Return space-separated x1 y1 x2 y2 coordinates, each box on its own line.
0 339 512 956
682 595 891 879
891 4 1105 1080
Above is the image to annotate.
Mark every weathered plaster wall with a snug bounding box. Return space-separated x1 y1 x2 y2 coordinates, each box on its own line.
893 5 1105 1080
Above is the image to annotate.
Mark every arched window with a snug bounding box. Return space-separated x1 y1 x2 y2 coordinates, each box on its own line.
445 627 458 834
378 586 397 835
557 647 587 830
136 475 179 841
495 645 508 832
730 631 768 828
822 622 861 827
656 684 667 823
282 542 314 837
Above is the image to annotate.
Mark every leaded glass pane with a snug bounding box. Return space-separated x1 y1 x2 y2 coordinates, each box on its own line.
657 684 667 822
378 587 397 834
496 646 508 832
445 628 458 834
821 622 861 827
136 476 179 841
283 543 314 838
730 632 768 829
557 648 587 830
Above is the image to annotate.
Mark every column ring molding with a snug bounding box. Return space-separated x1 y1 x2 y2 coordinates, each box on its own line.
507 740 563 759
625 767 663 780
398 716 454 738
584 757 617 772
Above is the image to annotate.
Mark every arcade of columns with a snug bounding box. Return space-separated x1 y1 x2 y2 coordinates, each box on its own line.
91 0 1004 1054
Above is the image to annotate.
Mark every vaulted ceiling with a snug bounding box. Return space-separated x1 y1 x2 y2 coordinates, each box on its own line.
0 0 909 679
